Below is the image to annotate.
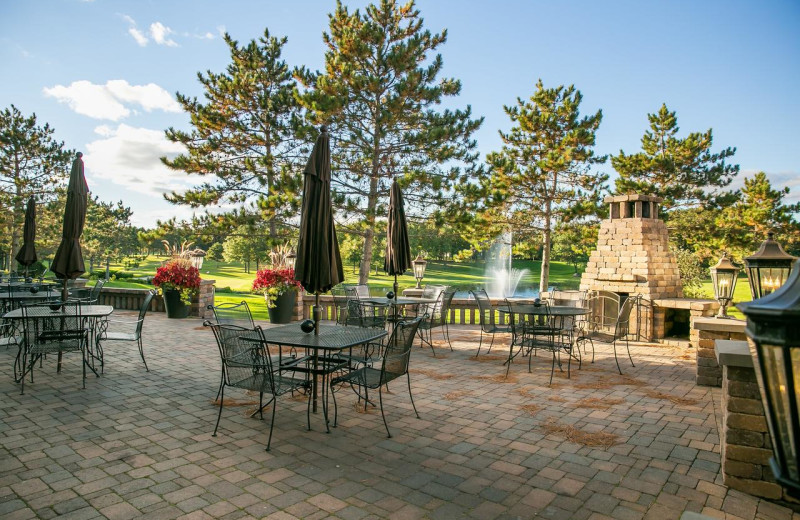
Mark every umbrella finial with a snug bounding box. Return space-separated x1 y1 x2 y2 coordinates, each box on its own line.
76 152 83 158
320 125 328 134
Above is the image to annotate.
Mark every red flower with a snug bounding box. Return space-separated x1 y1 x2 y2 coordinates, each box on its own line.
153 260 201 292
252 267 301 293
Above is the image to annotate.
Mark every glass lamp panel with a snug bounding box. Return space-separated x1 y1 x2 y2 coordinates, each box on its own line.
761 343 799 482
747 266 761 299
716 271 735 300
413 261 425 279
760 267 790 297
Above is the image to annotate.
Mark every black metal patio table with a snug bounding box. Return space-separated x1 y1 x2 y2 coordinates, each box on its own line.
4 304 114 382
244 323 387 432
500 304 588 370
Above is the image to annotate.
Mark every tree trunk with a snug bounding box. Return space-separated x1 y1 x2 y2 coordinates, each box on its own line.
540 204 552 294
358 176 380 284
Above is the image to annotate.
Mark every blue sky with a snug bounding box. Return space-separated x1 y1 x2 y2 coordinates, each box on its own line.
1 0 798 227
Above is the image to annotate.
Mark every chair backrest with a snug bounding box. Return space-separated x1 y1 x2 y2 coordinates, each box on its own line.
136 290 157 335
471 289 494 331
346 300 388 328
422 284 446 300
205 322 275 391
21 300 86 351
208 301 255 329
380 318 422 383
503 298 519 338
549 289 586 307
89 279 106 304
614 296 637 340
344 284 370 299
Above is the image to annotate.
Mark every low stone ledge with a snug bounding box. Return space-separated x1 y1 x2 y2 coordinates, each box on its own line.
653 297 719 311
692 317 746 387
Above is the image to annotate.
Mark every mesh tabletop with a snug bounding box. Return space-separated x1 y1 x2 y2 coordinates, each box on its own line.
361 297 438 306
502 305 588 316
0 291 60 301
253 323 387 351
3 304 113 320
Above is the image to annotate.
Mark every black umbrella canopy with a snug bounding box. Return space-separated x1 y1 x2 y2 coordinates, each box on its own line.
384 179 412 277
51 153 89 282
294 126 344 295
15 196 37 268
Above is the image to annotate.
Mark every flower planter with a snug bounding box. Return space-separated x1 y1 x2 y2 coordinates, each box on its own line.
268 290 297 324
163 289 190 319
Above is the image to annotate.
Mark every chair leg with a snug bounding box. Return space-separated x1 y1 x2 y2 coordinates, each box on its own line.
266 396 277 452
138 337 149 372
475 329 484 357
444 322 452 351
213 384 225 436
407 372 419 419
626 337 635 367
82 346 86 389
259 392 264 420
613 339 622 375
487 331 495 354
379 385 391 438
331 379 339 427
215 369 224 402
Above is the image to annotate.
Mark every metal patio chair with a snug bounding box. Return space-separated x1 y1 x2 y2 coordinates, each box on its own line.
418 288 456 356
95 289 156 373
205 322 310 451
471 289 511 357
330 318 422 438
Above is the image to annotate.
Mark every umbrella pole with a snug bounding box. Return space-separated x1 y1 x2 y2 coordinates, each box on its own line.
314 291 320 335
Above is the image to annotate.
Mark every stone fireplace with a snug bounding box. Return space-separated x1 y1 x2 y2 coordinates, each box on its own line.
580 194 717 341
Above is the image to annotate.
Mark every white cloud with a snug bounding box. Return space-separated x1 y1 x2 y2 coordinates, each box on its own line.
43 79 180 121
128 27 148 46
733 169 800 205
122 14 148 46
84 124 191 198
149 22 178 47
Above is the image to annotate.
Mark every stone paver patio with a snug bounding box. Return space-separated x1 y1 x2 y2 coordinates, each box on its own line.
1 312 798 520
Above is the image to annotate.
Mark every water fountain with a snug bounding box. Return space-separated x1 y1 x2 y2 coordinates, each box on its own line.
484 232 529 298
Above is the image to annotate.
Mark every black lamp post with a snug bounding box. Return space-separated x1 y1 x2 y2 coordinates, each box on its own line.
412 253 427 289
737 264 800 498
710 253 739 319
744 232 797 300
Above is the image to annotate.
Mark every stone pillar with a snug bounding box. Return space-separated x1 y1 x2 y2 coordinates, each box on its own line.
715 340 789 501
192 279 215 319
692 317 746 386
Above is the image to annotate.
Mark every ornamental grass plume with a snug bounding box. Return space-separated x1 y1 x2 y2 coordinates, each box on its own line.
153 257 201 305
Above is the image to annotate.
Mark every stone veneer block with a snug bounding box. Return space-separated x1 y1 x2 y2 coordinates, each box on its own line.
716 340 787 501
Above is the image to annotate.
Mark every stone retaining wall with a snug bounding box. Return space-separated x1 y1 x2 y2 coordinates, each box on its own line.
715 340 796 502
97 279 216 319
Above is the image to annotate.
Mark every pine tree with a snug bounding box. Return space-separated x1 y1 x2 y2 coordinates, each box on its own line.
0 105 73 270
296 0 482 283
612 104 738 211
163 29 304 238
481 80 607 292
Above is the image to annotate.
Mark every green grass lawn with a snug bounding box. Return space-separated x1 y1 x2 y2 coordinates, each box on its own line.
97 255 755 321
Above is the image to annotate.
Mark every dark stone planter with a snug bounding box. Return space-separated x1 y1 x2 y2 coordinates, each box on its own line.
268 290 297 324
163 289 190 319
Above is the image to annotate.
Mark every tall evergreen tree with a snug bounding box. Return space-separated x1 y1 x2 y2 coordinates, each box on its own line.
0 105 73 270
612 104 738 211
163 29 304 238
296 0 482 284
480 80 607 292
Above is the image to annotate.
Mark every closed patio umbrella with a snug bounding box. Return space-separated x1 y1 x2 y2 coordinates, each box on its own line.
384 179 412 300
294 126 344 334
15 196 38 276
52 152 89 301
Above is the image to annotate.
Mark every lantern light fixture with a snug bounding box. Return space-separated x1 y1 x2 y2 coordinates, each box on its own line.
737 264 800 498
744 232 797 300
709 253 739 319
412 253 427 289
187 249 205 270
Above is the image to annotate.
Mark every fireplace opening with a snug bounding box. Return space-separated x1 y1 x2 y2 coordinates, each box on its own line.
664 308 690 339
